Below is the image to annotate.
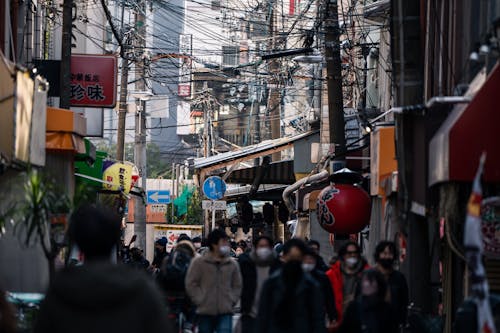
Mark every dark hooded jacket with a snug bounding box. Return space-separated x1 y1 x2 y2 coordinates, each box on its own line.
238 251 281 315
256 263 327 333
34 262 172 333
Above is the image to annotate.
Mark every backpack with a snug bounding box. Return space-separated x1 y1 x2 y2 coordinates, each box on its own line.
161 248 192 292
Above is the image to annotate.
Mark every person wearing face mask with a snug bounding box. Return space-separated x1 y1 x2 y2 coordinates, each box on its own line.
339 269 398 333
326 241 369 327
185 229 242 333
303 248 338 331
256 238 327 333
373 241 409 327
238 236 282 333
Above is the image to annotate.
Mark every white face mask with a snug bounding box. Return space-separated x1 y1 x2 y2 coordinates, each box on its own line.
194 242 202 249
219 245 231 257
345 257 359 267
302 263 315 272
256 247 272 260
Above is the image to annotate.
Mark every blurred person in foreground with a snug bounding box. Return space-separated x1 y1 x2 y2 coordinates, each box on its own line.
185 229 242 333
373 241 409 327
238 236 282 333
34 204 172 333
303 248 338 331
339 269 398 333
256 238 327 333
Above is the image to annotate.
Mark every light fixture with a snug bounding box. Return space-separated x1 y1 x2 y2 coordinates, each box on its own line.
469 51 480 62
364 123 373 133
479 44 491 55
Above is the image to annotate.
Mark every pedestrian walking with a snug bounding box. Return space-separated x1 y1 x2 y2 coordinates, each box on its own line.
308 240 330 272
339 269 398 333
34 204 172 333
185 229 242 333
256 238 327 333
373 241 409 327
159 239 197 332
238 236 281 333
326 241 369 325
303 248 338 331
152 237 168 269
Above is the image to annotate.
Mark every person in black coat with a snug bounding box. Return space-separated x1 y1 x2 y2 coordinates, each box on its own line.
303 248 338 330
238 236 281 333
340 269 398 333
307 240 330 272
256 239 327 333
34 204 172 333
373 241 409 327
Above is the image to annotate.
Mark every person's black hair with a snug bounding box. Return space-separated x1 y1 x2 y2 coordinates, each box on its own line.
338 241 361 258
67 204 121 259
192 236 202 243
282 238 307 256
253 235 273 248
177 233 191 243
361 269 388 301
207 229 229 251
304 246 317 259
374 241 398 262
307 239 320 250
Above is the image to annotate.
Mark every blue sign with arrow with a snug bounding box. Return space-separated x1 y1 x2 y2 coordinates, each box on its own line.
147 190 171 204
203 176 227 200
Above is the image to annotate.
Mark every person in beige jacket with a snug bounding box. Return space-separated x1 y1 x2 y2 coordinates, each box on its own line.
185 229 242 333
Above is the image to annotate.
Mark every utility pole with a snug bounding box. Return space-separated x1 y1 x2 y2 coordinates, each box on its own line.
59 0 72 109
324 0 346 169
267 0 281 161
116 55 128 161
133 1 148 252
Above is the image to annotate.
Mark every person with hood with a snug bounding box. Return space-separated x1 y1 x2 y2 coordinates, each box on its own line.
339 269 398 333
34 204 172 333
256 238 327 333
326 241 369 325
373 241 409 327
303 248 338 330
152 237 168 269
238 236 281 333
185 229 242 333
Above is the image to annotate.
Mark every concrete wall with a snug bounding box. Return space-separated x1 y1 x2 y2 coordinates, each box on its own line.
0 171 49 293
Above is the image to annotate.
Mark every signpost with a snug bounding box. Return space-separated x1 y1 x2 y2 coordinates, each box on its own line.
147 190 171 204
202 176 227 230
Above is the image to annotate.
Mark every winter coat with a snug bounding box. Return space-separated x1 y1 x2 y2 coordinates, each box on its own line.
34 261 172 333
256 269 327 333
238 252 282 315
326 260 369 324
310 269 338 321
339 297 398 333
185 251 242 315
385 269 409 325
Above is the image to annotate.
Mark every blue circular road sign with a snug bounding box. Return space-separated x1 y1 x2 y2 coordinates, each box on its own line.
203 176 227 200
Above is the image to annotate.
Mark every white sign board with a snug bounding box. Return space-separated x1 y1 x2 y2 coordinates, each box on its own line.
153 224 203 253
202 200 227 210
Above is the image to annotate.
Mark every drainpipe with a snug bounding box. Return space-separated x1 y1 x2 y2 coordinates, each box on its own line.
282 169 329 213
425 96 471 109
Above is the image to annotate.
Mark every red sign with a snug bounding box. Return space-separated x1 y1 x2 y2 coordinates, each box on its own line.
70 54 117 108
178 84 191 97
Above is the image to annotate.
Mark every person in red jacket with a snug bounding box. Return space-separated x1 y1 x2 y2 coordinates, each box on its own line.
326 241 369 328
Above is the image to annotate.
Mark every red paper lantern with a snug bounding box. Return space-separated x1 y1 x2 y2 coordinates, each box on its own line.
316 183 371 234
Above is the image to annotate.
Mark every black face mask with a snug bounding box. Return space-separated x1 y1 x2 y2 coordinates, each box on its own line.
378 258 394 269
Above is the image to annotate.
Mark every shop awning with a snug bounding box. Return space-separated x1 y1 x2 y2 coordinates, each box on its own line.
46 107 86 153
429 64 500 185
193 130 319 179
223 160 295 185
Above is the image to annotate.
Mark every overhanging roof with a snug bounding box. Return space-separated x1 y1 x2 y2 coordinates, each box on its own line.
193 130 319 175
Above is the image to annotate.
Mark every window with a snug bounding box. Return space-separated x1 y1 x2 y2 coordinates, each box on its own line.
222 46 239 66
